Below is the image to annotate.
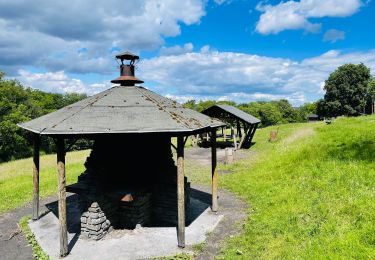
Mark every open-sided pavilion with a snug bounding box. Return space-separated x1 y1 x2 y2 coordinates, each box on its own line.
18 52 224 257
202 104 260 149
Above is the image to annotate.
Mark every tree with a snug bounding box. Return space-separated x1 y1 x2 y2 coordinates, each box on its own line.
274 99 300 123
298 102 317 120
0 71 88 162
318 63 371 117
368 79 375 114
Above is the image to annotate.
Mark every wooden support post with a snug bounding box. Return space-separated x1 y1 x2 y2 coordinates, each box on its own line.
236 120 242 138
32 134 40 220
248 124 258 144
243 125 255 148
177 136 185 248
211 130 218 212
57 138 68 257
238 123 248 149
233 133 237 150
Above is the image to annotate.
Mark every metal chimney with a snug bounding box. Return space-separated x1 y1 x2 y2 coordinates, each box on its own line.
111 51 144 86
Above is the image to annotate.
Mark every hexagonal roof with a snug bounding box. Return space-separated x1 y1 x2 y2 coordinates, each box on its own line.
18 85 224 136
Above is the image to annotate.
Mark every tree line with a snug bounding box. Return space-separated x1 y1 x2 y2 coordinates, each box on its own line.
0 72 89 162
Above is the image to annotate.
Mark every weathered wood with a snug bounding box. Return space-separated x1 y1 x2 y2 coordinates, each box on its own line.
225 147 235 164
249 124 258 143
236 119 242 138
238 123 249 149
211 130 218 212
177 136 185 248
32 134 40 220
57 138 68 257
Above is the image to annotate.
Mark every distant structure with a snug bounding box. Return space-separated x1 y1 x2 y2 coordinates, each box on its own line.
307 114 320 122
202 105 261 149
18 52 224 257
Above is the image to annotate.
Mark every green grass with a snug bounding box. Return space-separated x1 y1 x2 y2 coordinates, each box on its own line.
19 215 50 259
219 116 375 259
0 150 90 213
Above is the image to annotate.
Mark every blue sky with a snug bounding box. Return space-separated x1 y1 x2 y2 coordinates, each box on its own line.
1 0 375 106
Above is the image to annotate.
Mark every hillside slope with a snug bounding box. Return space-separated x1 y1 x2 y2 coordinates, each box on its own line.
220 116 375 259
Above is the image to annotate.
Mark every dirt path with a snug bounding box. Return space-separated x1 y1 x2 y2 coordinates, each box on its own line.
194 185 247 260
185 147 248 166
282 127 315 145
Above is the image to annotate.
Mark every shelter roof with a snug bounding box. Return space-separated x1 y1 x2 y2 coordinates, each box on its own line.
18 86 224 135
202 105 261 124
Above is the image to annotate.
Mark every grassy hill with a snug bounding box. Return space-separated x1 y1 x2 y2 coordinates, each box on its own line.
220 116 375 258
1 116 374 258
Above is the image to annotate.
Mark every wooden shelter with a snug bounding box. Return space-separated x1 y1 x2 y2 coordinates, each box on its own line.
202 105 260 149
307 114 320 122
18 52 224 257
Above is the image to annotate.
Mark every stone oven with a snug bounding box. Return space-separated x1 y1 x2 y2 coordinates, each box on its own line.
18 51 224 257
68 136 191 239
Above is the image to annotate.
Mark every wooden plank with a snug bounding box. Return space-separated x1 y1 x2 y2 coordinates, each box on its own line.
57 138 68 257
211 130 218 212
243 124 255 148
177 136 185 248
32 134 40 220
238 123 250 149
236 119 242 138
248 124 258 144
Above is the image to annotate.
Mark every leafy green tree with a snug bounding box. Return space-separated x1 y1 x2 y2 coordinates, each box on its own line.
273 99 299 123
0 71 88 162
298 102 318 120
183 100 197 110
368 79 375 114
318 63 371 117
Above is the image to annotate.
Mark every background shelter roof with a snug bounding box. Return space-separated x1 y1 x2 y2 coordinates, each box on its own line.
18 86 224 136
202 105 261 125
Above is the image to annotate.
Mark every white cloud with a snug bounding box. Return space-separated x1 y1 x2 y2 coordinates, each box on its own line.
17 70 110 95
138 49 375 106
323 29 346 43
159 43 194 56
214 0 233 5
256 0 362 35
0 0 206 75
17 49 375 106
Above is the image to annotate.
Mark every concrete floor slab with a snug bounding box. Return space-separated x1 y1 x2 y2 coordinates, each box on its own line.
29 195 223 260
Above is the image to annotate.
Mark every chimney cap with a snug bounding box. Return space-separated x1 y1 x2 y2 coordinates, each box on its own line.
115 51 139 61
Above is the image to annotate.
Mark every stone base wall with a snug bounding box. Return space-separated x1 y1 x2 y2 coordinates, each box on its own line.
152 176 190 225
118 193 152 229
77 175 191 240
80 202 111 240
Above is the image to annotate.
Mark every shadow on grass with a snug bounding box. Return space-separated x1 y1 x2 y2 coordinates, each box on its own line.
325 139 375 163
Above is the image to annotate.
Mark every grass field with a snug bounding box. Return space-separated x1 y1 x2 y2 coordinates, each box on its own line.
0 150 90 213
219 116 375 259
1 116 374 258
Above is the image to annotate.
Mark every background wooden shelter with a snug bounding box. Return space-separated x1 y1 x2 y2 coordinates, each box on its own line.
202 105 261 149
